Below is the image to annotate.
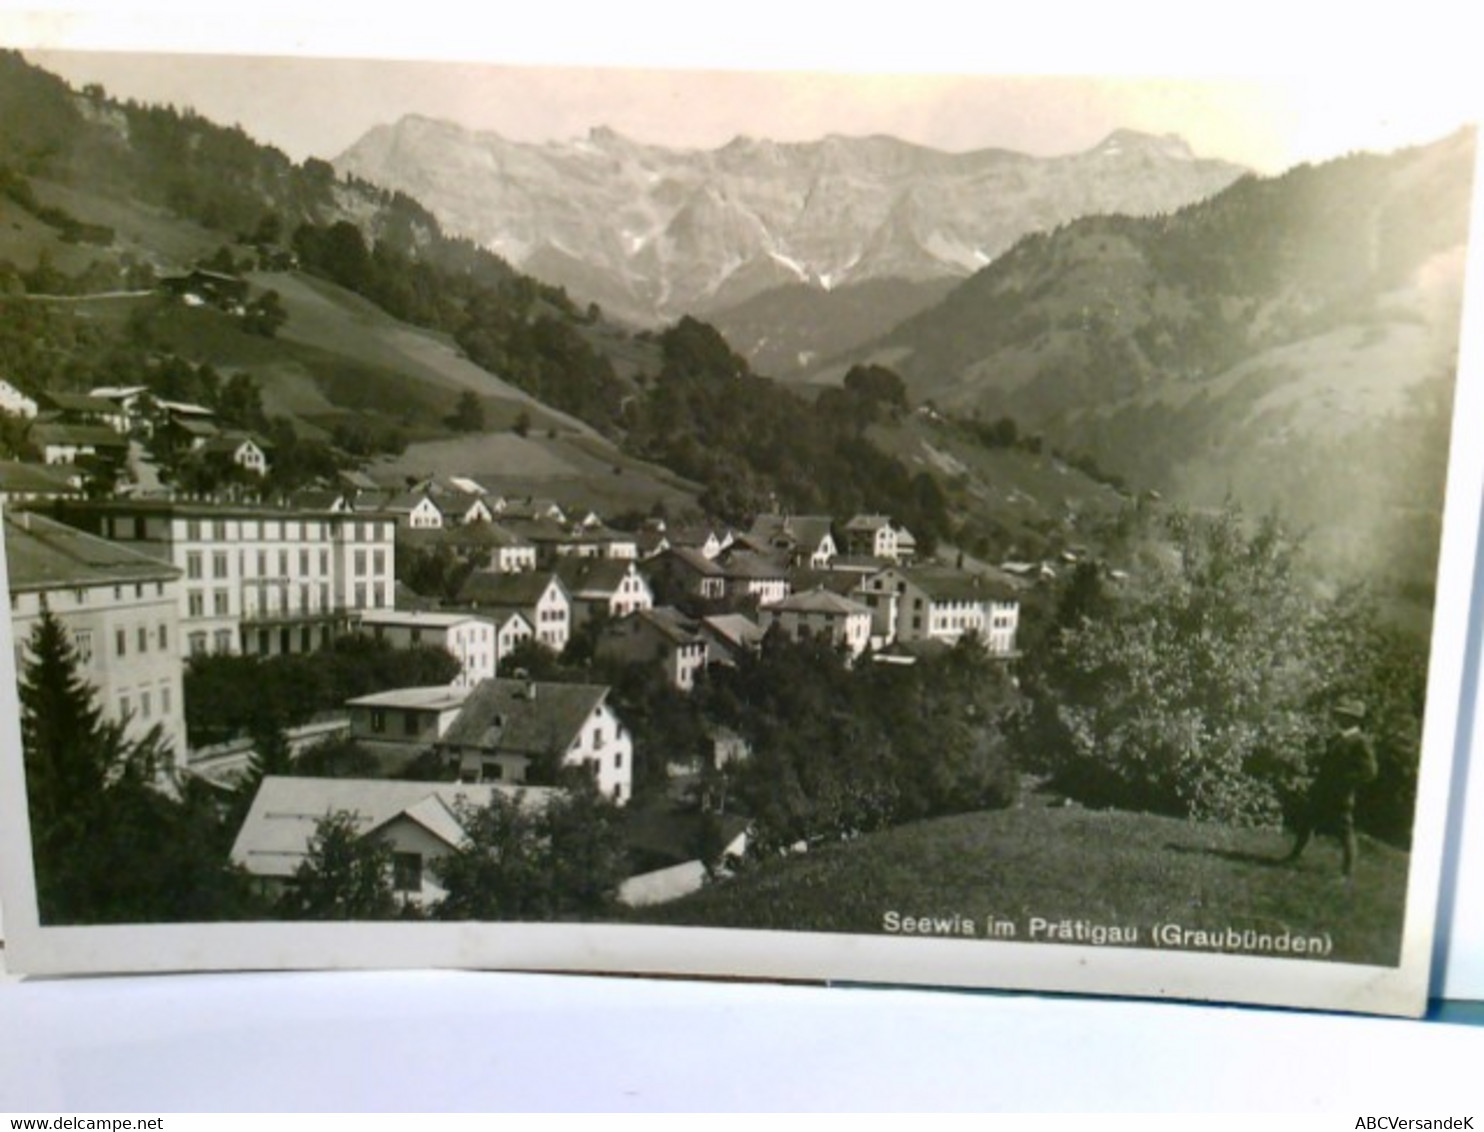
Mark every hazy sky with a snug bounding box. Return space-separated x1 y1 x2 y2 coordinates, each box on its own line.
21 48 1475 175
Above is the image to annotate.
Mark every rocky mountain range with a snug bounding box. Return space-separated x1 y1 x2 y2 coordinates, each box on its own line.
334 118 1248 331
839 127 1476 598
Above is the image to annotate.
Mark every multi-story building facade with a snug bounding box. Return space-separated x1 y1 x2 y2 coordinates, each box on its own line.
595 607 709 692
358 610 498 689
53 499 396 659
861 566 1021 656
5 511 187 756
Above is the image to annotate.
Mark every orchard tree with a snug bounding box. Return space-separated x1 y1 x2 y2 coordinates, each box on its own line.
434 782 627 921
280 811 399 920
1022 505 1419 833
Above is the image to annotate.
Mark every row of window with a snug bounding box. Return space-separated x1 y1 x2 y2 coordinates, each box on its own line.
108 621 170 660
180 518 393 543
188 629 237 656
117 680 175 725
184 548 391 581
186 582 390 619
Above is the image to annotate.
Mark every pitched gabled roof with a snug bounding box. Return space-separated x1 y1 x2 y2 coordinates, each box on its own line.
287 489 347 511
901 566 1021 604
344 685 472 712
31 422 128 449
199 431 270 458
439 678 611 755
747 514 835 552
720 550 790 580
0 461 83 496
654 546 724 577
155 398 215 417
229 776 555 879
788 568 866 597
431 491 489 518
170 417 220 438
496 516 571 543
845 513 894 532
499 497 566 522
765 587 870 616
553 556 640 598
666 524 725 548
4 511 179 592
372 490 438 516
457 570 566 608
701 613 764 652
88 385 150 401
629 605 704 647
38 391 119 415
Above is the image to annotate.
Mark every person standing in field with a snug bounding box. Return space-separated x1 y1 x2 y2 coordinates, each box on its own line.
1283 698 1378 879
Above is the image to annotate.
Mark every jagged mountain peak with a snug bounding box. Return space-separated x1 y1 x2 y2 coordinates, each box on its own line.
335 117 1249 326
1087 128 1197 161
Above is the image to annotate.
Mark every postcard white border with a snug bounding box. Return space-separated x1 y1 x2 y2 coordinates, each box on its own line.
0 4 1480 1017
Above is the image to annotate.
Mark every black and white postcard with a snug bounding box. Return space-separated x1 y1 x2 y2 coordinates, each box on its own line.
0 21 1479 1016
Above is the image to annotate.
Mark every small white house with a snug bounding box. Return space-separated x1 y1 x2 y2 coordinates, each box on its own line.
231 775 557 908
345 684 473 748
0 377 38 419
438 678 634 804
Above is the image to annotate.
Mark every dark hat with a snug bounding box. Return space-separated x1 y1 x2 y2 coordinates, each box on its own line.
1335 697 1366 720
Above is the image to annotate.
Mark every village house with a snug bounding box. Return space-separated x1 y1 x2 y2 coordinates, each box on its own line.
165 416 221 452
495 516 574 566
465 524 539 574
634 526 670 559
32 422 129 467
843 514 912 561
196 431 270 477
699 613 765 666
358 610 498 688
861 565 1021 655
665 524 732 561
345 684 472 752
491 609 535 664
431 491 495 528
231 776 558 908
717 550 790 606
554 557 653 627
595 606 709 692
159 268 250 309
498 497 567 524
456 570 571 652
742 514 837 569
0 461 83 506
55 499 397 659
5 510 187 756
0 377 39 419
287 488 353 513
759 587 873 659
643 546 727 602
88 385 152 428
582 526 640 560
367 490 443 532
437 678 634 804
37 390 130 433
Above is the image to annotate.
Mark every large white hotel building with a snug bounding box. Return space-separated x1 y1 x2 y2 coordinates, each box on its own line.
54 499 396 659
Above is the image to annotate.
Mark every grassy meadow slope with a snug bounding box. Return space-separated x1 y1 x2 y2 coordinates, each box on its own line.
637 800 1408 967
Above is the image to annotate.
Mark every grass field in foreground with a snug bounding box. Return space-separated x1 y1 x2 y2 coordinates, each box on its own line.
634 800 1409 967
